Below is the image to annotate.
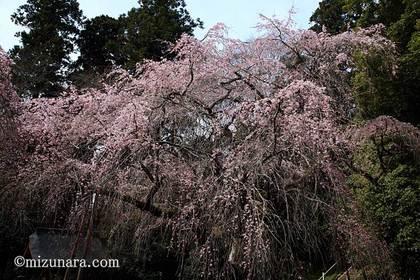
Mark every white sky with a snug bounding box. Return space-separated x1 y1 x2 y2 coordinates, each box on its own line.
0 0 320 51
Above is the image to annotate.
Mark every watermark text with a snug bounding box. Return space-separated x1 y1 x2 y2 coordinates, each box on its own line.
14 256 119 268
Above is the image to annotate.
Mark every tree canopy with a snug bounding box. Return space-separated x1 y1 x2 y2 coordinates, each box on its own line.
10 0 84 98
117 0 203 70
75 15 122 74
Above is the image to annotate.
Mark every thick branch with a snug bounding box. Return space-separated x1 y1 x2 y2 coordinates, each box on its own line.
99 189 173 218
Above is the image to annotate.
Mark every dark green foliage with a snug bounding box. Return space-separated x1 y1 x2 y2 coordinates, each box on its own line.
76 15 123 74
310 0 406 33
352 50 402 121
118 0 202 70
389 2 420 124
70 15 123 88
398 30 420 125
348 131 420 279
343 0 378 28
387 0 419 51
309 0 380 34
10 0 83 98
310 0 349 34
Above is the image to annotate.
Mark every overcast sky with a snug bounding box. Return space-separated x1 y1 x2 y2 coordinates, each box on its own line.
0 0 320 51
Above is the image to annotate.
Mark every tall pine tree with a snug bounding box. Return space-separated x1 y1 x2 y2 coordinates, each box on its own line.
10 0 83 98
75 15 122 74
119 0 202 70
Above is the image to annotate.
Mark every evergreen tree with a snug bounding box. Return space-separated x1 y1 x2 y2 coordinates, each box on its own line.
310 0 349 34
76 16 122 73
119 0 202 70
10 0 83 98
310 0 406 34
71 15 122 88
